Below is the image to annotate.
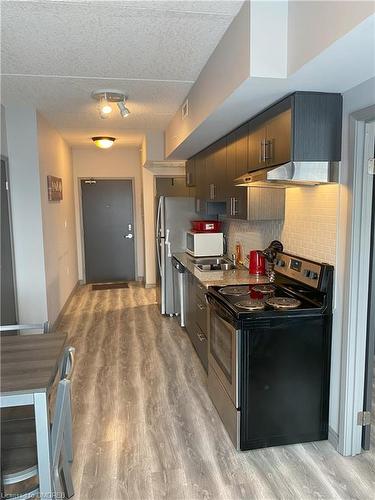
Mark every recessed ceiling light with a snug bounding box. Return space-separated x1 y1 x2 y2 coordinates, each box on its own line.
91 136 116 149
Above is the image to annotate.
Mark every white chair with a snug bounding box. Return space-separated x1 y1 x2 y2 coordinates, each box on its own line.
1 347 75 499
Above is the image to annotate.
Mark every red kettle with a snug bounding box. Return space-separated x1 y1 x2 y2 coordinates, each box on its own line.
249 250 266 275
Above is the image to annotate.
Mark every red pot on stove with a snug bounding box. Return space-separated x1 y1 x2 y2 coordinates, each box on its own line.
249 250 266 275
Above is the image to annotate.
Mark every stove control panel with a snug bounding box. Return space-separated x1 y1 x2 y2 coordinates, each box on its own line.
274 252 322 288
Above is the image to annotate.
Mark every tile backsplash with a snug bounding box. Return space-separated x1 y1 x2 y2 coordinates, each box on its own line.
223 185 338 266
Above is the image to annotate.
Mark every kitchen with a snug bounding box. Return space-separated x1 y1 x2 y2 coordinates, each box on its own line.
1 1 375 499
157 90 339 451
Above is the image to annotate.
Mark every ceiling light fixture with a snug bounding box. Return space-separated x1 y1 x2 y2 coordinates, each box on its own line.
98 94 112 119
91 136 116 149
91 89 130 119
117 100 130 118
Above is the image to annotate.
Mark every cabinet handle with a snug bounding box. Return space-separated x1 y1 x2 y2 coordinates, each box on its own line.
186 172 191 185
209 183 216 200
233 197 238 216
265 139 273 161
230 197 233 216
197 331 206 342
259 140 264 163
197 303 206 311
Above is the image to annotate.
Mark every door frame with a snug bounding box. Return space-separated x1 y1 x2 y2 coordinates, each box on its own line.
337 107 375 456
78 177 138 284
1 154 19 323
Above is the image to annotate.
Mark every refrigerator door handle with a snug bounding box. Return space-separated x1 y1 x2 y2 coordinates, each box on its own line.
156 197 163 238
165 229 172 257
156 237 163 277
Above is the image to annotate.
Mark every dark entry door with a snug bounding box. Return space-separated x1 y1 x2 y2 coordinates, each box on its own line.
81 179 135 283
1 157 17 325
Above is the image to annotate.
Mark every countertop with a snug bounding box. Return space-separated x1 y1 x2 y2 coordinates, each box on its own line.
173 252 269 289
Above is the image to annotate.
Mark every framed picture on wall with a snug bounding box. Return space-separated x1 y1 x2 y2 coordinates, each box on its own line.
47 175 63 201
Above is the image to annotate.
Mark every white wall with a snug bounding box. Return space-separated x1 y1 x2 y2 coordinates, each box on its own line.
165 0 250 158
37 113 78 326
1 105 7 156
250 0 288 78
72 147 144 281
142 164 186 287
330 76 375 436
5 106 48 323
288 0 375 75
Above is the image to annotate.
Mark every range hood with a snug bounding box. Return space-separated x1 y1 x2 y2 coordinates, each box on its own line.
234 162 339 188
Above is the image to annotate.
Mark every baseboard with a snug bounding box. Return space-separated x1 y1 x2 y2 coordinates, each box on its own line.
52 280 80 331
145 283 157 289
328 425 339 450
136 276 144 282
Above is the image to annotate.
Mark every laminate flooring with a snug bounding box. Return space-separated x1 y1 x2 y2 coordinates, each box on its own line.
56 283 375 500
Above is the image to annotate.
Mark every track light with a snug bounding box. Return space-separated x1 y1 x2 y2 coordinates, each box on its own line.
117 100 130 118
98 95 112 119
91 89 130 119
92 136 116 149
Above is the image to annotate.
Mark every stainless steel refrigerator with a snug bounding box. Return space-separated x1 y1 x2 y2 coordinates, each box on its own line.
156 196 196 315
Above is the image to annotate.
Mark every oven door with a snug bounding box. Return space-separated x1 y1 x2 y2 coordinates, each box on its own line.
207 296 240 407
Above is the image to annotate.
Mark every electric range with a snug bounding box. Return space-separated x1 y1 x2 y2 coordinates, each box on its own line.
206 252 334 451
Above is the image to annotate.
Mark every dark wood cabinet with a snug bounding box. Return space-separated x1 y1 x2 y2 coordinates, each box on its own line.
186 158 196 187
185 271 208 372
194 150 207 214
226 125 248 219
248 124 267 172
187 91 342 218
206 138 227 202
266 109 291 167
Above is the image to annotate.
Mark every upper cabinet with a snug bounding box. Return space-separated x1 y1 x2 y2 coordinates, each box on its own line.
247 92 342 172
186 158 196 187
188 91 342 219
226 124 248 219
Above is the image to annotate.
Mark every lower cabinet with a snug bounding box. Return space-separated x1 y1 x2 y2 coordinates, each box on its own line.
185 272 208 372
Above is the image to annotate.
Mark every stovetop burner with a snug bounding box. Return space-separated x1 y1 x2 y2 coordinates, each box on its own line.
252 285 276 294
266 297 301 310
235 299 265 311
219 286 250 296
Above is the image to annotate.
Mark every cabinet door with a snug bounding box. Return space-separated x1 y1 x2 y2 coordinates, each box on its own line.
266 109 291 167
205 143 216 200
214 137 227 202
186 158 196 187
235 124 249 177
226 127 248 220
195 151 207 213
248 125 267 172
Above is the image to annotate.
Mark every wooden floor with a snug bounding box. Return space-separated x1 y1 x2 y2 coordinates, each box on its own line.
56 283 375 500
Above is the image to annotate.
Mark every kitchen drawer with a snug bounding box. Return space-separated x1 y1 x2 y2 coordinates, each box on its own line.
190 324 208 373
195 297 208 336
194 278 207 303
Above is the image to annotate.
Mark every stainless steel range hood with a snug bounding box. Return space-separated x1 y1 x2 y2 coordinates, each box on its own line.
234 162 339 187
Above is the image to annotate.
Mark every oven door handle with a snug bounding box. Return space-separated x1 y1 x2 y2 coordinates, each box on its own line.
206 294 236 325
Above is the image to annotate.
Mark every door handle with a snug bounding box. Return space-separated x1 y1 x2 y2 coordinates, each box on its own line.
124 234 133 239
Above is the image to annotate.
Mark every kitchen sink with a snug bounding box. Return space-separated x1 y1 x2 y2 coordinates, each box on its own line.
192 257 237 272
191 257 231 265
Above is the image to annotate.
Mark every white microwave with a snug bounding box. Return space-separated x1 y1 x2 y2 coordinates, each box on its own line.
186 232 223 257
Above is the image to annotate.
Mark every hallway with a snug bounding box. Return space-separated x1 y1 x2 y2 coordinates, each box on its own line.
56 284 375 500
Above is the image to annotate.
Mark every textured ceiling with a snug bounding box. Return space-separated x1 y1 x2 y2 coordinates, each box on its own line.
1 0 243 146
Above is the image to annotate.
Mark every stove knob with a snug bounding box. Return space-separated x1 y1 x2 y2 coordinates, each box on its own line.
276 259 285 268
303 269 310 278
310 272 318 280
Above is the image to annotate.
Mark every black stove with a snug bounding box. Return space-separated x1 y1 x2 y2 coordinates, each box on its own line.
208 252 333 321
206 252 334 451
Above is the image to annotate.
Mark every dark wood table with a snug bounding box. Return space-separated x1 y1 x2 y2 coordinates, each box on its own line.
1 333 67 495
